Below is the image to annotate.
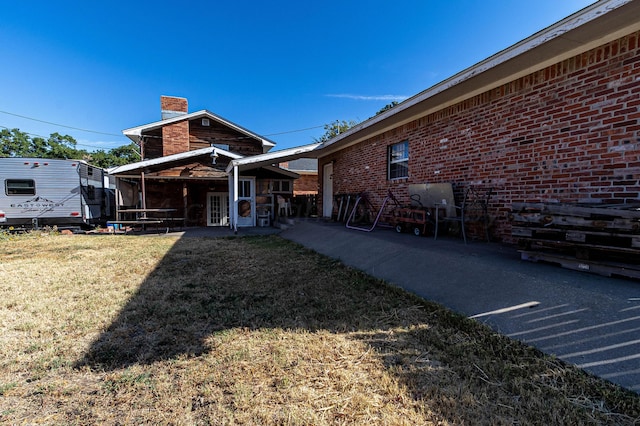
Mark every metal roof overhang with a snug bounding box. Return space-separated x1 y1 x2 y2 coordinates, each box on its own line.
226 143 323 173
109 145 299 179
315 0 640 158
107 146 242 175
111 168 297 180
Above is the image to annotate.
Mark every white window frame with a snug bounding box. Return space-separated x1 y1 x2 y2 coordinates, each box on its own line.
388 141 409 180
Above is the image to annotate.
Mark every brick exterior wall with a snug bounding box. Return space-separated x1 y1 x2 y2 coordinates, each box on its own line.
159 96 190 157
319 31 640 242
293 173 318 195
160 96 188 115
162 120 190 157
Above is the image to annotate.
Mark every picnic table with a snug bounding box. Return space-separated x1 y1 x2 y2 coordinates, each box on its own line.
108 208 184 234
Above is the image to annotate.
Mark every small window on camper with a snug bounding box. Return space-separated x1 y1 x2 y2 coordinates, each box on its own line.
6 179 36 195
388 141 409 180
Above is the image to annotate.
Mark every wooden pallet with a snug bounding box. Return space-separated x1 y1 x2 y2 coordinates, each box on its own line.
512 202 640 271
511 203 640 230
513 225 640 258
520 250 640 280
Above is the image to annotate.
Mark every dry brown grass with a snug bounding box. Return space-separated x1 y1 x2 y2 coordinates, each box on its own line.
1 231 639 425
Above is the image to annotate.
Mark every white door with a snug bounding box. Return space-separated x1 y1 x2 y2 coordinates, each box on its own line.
323 163 333 218
207 192 229 226
236 178 256 227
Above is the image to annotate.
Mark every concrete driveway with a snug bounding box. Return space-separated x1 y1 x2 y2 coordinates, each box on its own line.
279 219 640 393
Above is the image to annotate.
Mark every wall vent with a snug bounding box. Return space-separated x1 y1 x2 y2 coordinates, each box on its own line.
202 118 210 126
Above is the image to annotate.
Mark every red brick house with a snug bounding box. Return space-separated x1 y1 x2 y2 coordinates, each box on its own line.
239 0 640 241
108 96 298 228
280 159 318 196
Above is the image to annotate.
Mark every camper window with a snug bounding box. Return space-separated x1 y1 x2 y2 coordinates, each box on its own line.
6 179 36 195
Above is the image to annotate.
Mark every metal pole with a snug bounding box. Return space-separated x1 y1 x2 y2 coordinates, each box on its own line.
233 164 239 233
139 136 147 218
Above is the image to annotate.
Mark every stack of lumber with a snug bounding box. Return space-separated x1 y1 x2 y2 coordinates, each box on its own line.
511 202 640 278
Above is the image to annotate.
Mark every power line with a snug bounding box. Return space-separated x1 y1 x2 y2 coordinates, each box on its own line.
0 125 124 150
0 108 328 145
0 110 123 137
264 124 325 136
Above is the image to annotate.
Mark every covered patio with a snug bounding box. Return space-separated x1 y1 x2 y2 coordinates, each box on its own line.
108 146 299 230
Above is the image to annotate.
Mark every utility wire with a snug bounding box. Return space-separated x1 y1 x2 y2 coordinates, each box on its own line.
0 110 124 137
0 125 124 150
0 109 328 144
264 124 325 136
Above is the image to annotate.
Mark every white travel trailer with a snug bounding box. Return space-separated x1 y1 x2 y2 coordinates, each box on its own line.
0 158 115 230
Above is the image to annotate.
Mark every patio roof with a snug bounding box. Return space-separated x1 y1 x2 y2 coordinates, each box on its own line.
226 143 323 172
107 146 242 175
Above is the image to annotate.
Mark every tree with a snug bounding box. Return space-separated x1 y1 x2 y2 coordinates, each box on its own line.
313 119 359 143
0 128 33 157
86 143 140 168
375 101 399 115
45 132 81 159
0 127 139 168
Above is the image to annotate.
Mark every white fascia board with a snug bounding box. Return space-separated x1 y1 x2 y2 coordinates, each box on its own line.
107 146 243 174
122 110 277 150
226 143 323 173
317 0 636 155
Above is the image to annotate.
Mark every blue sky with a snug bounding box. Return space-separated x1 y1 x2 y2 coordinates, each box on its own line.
1 1 596 153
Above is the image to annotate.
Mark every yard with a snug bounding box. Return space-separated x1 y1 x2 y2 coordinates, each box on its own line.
1 231 639 424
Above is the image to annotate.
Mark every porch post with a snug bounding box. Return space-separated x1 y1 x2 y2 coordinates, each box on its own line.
230 164 239 233
115 177 121 220
182 182 188 226
140 171 147 215
233 165 239 233
139 136 147 216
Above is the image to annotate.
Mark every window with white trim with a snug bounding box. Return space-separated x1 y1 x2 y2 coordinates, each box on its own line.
388 141 409 180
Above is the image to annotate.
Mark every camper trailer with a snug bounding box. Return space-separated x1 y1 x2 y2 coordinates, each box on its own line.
0 158 115 230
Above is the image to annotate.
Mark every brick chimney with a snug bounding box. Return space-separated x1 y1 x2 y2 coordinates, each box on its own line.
160 95 190 156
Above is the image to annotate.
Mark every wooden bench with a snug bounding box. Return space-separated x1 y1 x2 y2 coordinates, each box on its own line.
107 220 164 234
108 217 186 234
158 217 185 232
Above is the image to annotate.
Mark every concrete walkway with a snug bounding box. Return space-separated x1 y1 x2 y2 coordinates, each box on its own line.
277 219 640 393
